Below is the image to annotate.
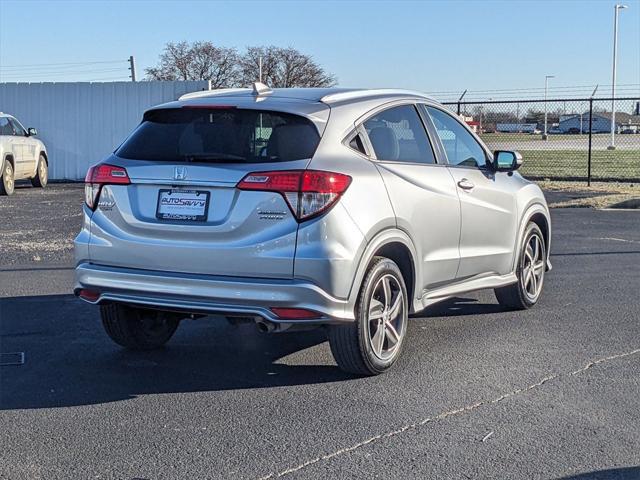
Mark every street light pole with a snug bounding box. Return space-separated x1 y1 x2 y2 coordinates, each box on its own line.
609 4 628 150
543 75 554 140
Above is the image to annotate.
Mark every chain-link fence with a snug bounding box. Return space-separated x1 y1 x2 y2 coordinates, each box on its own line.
442 97 640 183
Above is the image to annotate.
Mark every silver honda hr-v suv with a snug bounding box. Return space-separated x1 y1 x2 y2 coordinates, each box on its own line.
75 84 551 375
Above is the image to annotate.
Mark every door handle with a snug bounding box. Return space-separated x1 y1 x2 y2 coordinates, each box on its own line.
457 178 475 190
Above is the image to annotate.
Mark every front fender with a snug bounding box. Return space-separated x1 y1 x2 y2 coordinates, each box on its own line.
513 201 552 273
38 141 48 160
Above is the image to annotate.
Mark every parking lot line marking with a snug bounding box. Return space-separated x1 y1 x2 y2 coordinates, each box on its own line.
481 431 494 443
257 347 640 479
597 237 640 244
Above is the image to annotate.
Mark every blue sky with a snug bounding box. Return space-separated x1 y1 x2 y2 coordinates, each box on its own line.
0 0 638 99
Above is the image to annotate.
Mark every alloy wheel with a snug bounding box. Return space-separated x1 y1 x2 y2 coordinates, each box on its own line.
521 232 545 302
5 163 14 192
39 161 48 186
367 274 406 360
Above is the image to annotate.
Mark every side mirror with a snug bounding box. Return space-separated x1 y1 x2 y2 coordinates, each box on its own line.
493 150 523 172
27 127 38 136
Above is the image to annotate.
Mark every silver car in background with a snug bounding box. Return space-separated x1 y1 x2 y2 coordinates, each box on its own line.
0 113 48 195
74 84 551 375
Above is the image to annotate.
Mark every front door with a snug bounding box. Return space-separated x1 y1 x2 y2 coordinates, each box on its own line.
9 118 34 177
362 103 461 294
423 105 518 279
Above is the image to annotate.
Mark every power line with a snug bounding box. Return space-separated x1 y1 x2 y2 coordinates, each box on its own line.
0 60 126 71
87 76 131 82
0 68 126 79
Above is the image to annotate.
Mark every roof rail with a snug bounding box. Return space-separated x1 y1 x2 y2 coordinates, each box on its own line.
321 88 433 104
178 88 250 101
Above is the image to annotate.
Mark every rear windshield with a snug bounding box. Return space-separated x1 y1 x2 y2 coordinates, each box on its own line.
116 108 321 163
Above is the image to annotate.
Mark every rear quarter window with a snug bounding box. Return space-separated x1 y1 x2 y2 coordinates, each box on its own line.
116 108 320 163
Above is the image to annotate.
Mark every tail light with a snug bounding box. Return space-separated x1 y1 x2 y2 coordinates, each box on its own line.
84 164 130 210
237 170 351 221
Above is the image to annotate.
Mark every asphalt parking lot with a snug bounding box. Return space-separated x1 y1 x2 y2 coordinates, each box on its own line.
1 184 639 479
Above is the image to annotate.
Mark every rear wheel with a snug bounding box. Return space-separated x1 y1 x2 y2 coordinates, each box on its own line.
31 155 48 188
0 160 15 196
495 222 546 310
100 304 180 350
328 256 408 375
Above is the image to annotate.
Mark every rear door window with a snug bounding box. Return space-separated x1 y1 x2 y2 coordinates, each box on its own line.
116 108 320 163
363 105 436 164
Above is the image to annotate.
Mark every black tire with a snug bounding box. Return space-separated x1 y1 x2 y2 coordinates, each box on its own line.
0 160 15 196
100 303 180 350
495 222 546 310
31 155 48 188
328 256 409 376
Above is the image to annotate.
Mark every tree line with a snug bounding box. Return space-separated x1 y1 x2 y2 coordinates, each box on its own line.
145 41 337 88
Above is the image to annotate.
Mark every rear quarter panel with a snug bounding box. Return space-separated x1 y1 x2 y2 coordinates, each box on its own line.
295 126 396 300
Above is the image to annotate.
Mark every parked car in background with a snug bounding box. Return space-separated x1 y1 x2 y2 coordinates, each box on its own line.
0 113 48 195
74 85 552 375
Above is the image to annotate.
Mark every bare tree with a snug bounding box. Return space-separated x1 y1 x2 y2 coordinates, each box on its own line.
145 41 240 87
146 42 336 88
239 46 336 88
187 42 240 88
145 41 192 81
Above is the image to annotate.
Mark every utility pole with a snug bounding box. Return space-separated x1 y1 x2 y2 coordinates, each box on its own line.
258 56 263 83
608 4 628 150
587 85 598 186
128 55 137 82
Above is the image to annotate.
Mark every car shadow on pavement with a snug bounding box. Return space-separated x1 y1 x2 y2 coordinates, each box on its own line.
557 467 640 479
1 293 505 410
0 294 357 410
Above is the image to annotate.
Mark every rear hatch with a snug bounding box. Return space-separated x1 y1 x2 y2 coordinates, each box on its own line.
87 104 327 278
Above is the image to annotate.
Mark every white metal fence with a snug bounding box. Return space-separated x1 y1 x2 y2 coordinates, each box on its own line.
0 81 209 180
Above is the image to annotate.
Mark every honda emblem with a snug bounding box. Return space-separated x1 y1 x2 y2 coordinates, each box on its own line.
174 166 187 180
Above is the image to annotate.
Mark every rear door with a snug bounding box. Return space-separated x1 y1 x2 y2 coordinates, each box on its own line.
362 103 461 292
88 106 325 278
0 118 17 170
15 118 39 171
422 105 518 279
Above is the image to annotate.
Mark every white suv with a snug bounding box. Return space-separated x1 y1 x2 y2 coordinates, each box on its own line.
0 113 49 195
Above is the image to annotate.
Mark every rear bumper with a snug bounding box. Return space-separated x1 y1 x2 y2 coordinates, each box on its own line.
74 263 353 324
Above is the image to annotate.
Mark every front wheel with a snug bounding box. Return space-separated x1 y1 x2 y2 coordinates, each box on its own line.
0 160 15 196
100 304 180 350
31 155 48 188
495 222 546 310
328 256 409 375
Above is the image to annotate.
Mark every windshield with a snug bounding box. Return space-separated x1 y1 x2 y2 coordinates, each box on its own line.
116 108 321 163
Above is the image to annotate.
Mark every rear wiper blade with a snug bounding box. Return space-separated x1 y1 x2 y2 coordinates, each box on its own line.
181 153 245 163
